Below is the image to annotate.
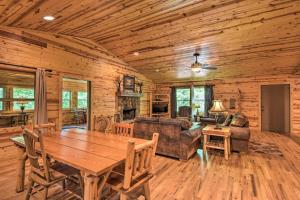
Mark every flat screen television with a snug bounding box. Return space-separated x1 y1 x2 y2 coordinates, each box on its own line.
152 103 168 113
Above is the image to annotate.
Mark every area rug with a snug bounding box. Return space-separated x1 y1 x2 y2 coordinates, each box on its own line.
248 140 284 157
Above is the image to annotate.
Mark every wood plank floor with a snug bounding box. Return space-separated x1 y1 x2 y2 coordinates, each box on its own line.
0 131 299 200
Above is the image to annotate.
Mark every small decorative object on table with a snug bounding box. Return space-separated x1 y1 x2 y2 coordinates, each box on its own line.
193 103 201 122
209 100 226 129
17 100 27 113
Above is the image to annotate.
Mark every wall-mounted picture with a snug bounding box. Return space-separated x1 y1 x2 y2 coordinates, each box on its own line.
229 98 236 109
123 75 135 91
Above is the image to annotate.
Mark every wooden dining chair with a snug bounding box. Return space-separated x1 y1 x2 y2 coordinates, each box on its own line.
111 123 134 137
33 123 56 135
93 115 112 133
106 133 159 200
23 129 83 200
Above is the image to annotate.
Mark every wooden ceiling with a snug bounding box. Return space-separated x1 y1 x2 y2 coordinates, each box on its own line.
0 0 299 82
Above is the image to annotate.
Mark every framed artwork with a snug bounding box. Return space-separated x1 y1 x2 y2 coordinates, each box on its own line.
229 98 236 109
123 75 135 91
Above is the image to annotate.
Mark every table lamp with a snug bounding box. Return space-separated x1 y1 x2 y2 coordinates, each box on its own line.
209 100 226 129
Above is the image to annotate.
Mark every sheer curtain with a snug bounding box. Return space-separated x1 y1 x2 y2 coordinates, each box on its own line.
34 69 48 125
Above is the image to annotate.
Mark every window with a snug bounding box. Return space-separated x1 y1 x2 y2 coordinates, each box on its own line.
13 88 35 110
77 91 87 109
176 88 191 111
0 88 3 111
62 91 71 109
192 87 205 116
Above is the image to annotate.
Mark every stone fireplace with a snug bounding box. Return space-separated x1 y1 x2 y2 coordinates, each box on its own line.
116 95 140 121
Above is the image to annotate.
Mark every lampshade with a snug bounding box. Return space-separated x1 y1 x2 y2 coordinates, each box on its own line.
209 100 226 113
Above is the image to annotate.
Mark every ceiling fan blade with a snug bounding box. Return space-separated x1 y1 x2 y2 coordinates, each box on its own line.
202 65 217 70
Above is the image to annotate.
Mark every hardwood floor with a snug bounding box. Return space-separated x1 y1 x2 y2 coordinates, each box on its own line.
1 131 299 200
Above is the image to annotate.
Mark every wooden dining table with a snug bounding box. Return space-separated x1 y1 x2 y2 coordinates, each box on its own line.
10 129 150 200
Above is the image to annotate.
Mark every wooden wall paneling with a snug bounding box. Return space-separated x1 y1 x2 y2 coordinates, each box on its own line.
156 74 300 136
0 26 154 129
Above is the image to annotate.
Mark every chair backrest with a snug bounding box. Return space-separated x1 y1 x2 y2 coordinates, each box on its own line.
111 123 133 137
33 123 56 135
23 128 52 182
123 133 159 190
93 115 112 133
178 106 192 118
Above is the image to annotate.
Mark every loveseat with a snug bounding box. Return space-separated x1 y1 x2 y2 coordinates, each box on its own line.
133 117 202 161
201 113 251 152
222 113 251 152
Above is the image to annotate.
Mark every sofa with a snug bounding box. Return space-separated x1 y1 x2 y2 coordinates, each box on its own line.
133 117 202 161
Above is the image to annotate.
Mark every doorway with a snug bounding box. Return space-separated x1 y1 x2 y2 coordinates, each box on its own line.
261 84 290 134
61 78 91 130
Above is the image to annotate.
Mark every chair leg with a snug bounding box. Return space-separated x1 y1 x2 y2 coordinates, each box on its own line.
144 182 151 200
25 179 34 200
120 193 127 200
43 187 48 200
62 179 66 190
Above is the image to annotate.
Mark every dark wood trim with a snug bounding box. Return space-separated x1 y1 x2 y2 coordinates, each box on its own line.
0 30 47 48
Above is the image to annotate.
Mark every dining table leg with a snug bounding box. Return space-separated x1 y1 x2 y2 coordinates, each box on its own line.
83 169 112 200
83 173 99 200
16 146 27 192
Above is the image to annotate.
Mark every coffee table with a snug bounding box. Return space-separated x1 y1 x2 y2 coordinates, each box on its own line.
202 125 231 160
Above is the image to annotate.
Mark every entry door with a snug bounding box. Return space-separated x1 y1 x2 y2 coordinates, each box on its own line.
261 84 290 133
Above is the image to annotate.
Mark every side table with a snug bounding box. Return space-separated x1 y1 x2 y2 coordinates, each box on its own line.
202 125 231 160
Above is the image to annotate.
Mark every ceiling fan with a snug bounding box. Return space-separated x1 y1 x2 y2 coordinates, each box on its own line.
190 52 217 72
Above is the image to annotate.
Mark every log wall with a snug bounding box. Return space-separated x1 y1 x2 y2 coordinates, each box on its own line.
0 26 154 129
156 75 300 136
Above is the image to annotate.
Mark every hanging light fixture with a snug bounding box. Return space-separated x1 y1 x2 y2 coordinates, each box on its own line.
191 53 201 72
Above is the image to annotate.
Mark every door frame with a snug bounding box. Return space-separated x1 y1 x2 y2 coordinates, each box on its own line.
259 83 292 134
58 74 93 130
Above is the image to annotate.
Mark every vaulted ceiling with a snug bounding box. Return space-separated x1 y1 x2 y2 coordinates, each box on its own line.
0 0 299 82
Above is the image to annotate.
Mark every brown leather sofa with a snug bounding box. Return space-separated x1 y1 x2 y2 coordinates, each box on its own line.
133 117 202 161
230 126 250 152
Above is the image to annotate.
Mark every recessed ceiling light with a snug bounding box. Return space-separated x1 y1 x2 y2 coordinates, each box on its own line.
43 15 55 21
133 52 139 56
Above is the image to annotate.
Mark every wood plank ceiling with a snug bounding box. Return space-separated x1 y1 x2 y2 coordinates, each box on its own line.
0 0 299 82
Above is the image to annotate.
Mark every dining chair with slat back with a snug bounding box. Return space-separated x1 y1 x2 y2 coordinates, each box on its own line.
23 129 83 200
33 123 56 135
93 115 112 133
106 132 159 200
111 123 134 137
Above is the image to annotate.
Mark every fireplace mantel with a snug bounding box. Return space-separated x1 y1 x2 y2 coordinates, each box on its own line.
116 91 143 98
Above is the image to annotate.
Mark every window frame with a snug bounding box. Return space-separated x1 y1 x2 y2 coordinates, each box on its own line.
62 90 72 110
77 91 87 109
192 86 205 116
0 87 4 111
12 87 35 111
175 87 191 112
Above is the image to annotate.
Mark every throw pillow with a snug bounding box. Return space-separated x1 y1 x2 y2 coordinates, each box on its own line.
230 114 248 127
222 114 233 126
178 118 192 130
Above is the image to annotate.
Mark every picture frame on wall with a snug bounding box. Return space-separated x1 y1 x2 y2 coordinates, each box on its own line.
123 75 135 91
229 98 236 109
